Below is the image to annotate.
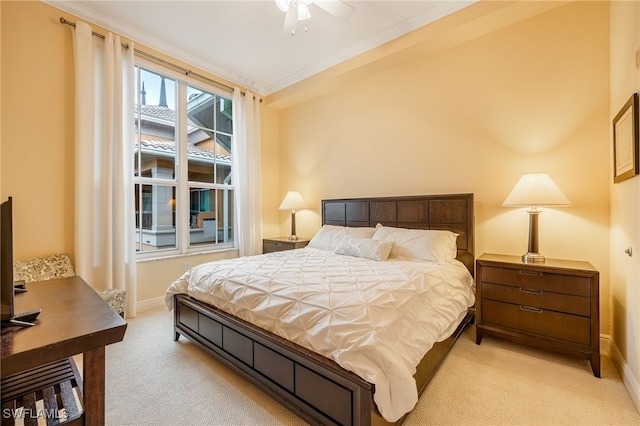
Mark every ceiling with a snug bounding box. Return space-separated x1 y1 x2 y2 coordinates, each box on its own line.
46 1 476 96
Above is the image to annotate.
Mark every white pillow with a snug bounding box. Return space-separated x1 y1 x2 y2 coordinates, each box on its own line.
372 224 458 263
334 235 394 261
308 225 376 252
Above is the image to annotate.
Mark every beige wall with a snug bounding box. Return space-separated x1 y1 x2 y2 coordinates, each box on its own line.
260 105 282 240
610 0 640 410
0 2 2 179
1 1 76 260
271 1 611 332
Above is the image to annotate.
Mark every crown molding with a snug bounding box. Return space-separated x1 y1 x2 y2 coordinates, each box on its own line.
263 1 475 95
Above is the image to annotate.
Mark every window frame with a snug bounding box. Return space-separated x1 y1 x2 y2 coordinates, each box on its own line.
134 57 236 260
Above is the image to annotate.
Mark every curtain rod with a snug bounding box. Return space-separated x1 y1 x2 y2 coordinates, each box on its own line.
59 17 240 96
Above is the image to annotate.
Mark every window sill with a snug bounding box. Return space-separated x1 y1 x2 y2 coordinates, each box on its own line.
136 247 238 263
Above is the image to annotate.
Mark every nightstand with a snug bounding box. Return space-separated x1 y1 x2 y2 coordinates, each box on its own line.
475 253 600 377
262 237 310 254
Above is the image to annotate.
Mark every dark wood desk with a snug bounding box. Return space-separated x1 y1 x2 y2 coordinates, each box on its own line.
1 277 127 424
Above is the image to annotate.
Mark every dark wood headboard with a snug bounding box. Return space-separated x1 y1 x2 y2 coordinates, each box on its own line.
322 193 475 275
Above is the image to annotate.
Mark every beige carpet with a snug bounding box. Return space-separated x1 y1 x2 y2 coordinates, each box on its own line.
99 307 640 425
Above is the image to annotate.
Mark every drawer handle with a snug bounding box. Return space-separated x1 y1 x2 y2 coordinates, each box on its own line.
519 270 543 276
519 287 542 295
520 305 543 313
274 242 282 246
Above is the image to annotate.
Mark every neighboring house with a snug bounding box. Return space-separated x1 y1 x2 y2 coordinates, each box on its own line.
134 87 233 250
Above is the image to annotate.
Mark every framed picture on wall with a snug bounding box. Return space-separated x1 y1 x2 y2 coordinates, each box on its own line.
613 93 639 183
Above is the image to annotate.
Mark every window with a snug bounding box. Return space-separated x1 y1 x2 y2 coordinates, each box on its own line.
134 65 234 256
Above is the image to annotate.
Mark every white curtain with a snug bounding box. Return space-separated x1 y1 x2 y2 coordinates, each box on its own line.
232 89 263 256
72 22 137 317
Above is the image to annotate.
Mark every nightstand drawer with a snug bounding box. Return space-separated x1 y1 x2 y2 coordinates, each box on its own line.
262 238 309 254
482 299 591 345
263 240 294 252
482 282 591 316
481 266 591 297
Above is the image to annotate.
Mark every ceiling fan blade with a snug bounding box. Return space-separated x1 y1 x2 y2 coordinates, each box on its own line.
283 3 299 35
313 0 354 21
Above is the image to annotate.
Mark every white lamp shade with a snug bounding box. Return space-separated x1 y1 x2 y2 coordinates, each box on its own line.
503 173 571 207
279 191 306 211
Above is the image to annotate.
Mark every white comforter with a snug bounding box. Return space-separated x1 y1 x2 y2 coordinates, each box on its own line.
165 247 475 422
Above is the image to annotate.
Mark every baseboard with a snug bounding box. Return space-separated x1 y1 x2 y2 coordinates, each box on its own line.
600 334 611 356
136 296 167 314
609 338 640 414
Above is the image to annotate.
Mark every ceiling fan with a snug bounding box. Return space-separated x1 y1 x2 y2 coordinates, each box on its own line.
275 0 355 35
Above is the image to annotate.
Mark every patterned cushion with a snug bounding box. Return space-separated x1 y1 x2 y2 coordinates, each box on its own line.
14 253 126 316
13 253 75 283
98 289 126 316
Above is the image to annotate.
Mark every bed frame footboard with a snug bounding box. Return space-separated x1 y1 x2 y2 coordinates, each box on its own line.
174 294 474 426
174 294 374 426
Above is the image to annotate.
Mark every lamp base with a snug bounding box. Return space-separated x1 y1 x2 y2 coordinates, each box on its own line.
522 208 545 263
288 211 298 242
522 252 545 263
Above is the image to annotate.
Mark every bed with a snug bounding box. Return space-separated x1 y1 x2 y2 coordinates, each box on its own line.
166 193 475 426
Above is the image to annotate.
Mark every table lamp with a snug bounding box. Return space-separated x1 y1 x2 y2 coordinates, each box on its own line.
502 173 571 263
279 191 306 241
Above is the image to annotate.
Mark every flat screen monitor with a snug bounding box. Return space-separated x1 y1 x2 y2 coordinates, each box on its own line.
1 196 14 322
